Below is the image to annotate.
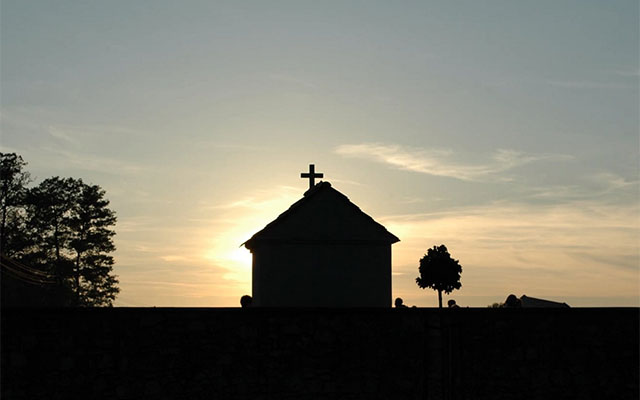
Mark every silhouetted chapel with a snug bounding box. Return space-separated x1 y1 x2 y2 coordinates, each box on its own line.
242 165 399 307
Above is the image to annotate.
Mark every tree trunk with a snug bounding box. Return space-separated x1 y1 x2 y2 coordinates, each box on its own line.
438 289 443 308
54 224 61 264
75 252 81 306
0 180 7 254
0 204 6 254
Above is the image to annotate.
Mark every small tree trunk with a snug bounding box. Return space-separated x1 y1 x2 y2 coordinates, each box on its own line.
53 224 61 281
0 180 8 255
0 208 6 255
438 289 443 308
75 252 81 306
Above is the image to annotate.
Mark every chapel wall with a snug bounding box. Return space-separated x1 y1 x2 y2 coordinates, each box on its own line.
252 243 390 307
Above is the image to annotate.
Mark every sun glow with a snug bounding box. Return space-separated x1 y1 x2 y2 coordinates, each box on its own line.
228 246 252 266
203 235 252 285
202 185 303 287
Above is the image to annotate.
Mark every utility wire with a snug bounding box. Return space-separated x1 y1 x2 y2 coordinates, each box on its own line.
1 254 54 277
1 264 54 285
0 254 56 285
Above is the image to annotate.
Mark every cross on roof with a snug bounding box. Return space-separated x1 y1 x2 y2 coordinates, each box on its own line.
300 164 323 189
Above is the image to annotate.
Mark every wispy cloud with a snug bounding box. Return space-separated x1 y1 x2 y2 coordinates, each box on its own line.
547 80 632 89
610 69 640 78
195 142 273 152
2 107 151 177
590 172 638 192
0 145 21 154
269 73 318 89
335 143 570 181
205 185 302 210
399 196 425 205
113 184 308 306
2 107 148 143
526 172 638 201
48 126 79 145
42 147 148 176
328 178 366 187
159 255 191 262
45 123 144 145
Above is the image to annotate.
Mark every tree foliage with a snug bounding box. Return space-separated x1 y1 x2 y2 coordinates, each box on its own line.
416 244 462 308
1 153 119 306
0 153 31 257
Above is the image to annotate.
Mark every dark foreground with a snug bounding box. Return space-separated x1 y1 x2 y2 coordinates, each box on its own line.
2 307 638 399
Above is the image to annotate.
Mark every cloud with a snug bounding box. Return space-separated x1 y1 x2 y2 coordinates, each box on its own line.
384 200 640 306
2 107 151 177
526 172 638 201
590 172 638 192
186 185 306 287
328 178 366 187
44 121 148 145
335 143 569 181
269 73 318 89
159 255 190 262
399 196 425 205
41 147 148 176
196 142 273 152
205 185 302 210
48 127 79 145
111 185 308 307
611 69 640 78
547 80 632 89
2 107 148 142
0 145 21 154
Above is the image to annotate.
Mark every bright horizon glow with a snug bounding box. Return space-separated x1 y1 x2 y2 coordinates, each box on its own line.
1 1 638 307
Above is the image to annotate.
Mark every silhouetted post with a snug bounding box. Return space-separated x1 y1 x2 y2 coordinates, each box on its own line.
240 295 253 308
394 297 408 308
300 164 323 189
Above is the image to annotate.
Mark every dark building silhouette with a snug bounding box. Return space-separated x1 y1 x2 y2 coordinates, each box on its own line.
501 294 570 308
243 181 399 307
519 294 570 308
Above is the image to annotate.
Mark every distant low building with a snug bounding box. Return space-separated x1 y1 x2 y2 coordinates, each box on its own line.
519 294 570 308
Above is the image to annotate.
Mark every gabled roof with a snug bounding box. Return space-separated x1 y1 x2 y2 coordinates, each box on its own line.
242 181 399 250
520 295 570 308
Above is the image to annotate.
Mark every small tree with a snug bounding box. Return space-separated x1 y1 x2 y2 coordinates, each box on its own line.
416 244 462 308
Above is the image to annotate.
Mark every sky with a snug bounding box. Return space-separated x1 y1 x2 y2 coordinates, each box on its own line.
1 1 638 307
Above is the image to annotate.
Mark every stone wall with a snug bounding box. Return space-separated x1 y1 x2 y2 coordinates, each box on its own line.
2 308 638 399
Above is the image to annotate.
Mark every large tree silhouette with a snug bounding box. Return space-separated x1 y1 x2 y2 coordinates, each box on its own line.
1 152 119 306
416 244 462 308
26 177 118 306
0 153 30 257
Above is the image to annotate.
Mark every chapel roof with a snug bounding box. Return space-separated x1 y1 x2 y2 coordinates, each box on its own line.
242 181 400 250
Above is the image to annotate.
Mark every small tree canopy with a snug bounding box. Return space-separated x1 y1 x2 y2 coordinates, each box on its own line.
416 244 462 308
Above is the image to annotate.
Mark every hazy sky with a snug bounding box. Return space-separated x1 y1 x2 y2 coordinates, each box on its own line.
2 1 638 307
